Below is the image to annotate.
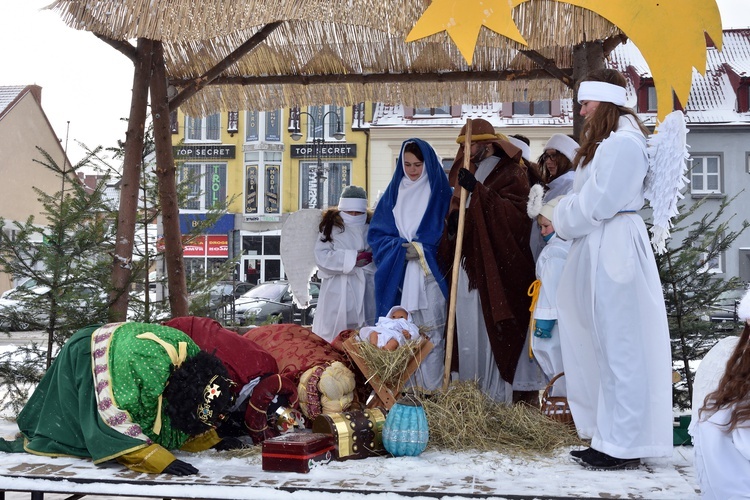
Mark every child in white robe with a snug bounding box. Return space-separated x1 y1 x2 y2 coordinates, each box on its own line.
527 193 571 396
690 288 750 499
312 186 376 343
359 306 420 351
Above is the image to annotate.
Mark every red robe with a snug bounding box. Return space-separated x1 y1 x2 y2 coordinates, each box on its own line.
165 317 298 443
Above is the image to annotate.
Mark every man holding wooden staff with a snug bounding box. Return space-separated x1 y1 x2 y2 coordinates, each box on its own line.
439 118 537 404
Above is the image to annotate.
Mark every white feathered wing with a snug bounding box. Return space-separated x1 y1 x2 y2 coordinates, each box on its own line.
280 209 322 308
645 110 691 254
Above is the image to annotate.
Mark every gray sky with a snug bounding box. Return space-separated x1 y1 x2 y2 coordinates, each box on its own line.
1 0 748 165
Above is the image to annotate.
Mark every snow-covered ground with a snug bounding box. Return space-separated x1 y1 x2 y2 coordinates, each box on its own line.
0 417 701 499
0 335 702 499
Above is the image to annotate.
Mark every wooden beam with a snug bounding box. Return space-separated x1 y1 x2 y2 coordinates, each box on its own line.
95 34 138 64
168 68 567 88
518 49 575 89
602 34 629 57
169 21 284 111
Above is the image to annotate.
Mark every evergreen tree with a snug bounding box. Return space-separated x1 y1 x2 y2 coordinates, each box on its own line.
100 126 238 323
0 147 116 413
654 194 749 410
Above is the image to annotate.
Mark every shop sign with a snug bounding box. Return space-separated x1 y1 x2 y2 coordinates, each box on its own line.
207 235 228 257
289 144 357 158
183 235 206 256
173 145 236 159
179 213 235 235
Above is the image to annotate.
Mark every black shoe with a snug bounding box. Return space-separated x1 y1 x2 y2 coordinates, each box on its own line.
575 448 641 470
569 447 593 459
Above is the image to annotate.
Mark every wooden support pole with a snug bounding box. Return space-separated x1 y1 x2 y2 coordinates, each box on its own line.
109 38 153 322
151 41 189 317
442 119 472 391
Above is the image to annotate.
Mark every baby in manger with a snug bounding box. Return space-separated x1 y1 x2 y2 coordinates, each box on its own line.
359 306 420 351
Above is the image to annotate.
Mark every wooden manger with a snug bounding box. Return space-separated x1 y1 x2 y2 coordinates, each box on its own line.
342 336 433 410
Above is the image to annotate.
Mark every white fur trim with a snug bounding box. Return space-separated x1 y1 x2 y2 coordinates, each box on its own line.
527 184 544 219
738 288 750 322
544 134 579 164
338 197 367 212
578 81 627 106
507 137 531 163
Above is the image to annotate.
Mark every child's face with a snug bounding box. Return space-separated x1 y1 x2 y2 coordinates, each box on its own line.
537 215 555 237
390 309 408 320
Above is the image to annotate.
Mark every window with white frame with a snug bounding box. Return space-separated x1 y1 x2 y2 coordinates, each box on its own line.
241 233 283 284
185 113 221 142
245 151 282 215
179 163 227 211
245 110 283 143
306 105 345 142
299 161 351 209
690 155 722 195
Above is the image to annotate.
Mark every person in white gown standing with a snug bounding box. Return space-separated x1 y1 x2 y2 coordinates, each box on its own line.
555 69 673 469
690 288 750 499
312 186 376 343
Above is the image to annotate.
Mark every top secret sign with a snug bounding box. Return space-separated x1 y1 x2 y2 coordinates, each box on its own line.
290 143 357 159
173 145 236 159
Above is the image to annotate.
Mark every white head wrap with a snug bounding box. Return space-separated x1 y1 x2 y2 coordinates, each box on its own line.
338 197 368 213
544 134 579 164
578 81 627 106
507 137 531 163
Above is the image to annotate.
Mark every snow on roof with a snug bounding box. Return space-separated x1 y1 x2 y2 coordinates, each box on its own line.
372 29 750 128
0 86 28 116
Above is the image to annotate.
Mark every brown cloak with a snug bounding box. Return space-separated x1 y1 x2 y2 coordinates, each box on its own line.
439 146 536 383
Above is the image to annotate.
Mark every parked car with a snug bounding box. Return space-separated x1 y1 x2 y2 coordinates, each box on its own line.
188 280 254 318
699 287 747 330
0 285 49 330
233 280 319 326
209 281 254 309
1 276 43 300
0 284 109 331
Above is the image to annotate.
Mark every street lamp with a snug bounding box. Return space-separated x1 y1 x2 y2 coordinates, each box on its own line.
290 108 345 209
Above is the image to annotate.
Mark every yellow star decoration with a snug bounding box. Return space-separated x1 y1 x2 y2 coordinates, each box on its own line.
406 0 528 64
406 0 723 121
560 0 723 121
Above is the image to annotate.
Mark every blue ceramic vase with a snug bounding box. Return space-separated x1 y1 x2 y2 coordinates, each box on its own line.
382 394 429 456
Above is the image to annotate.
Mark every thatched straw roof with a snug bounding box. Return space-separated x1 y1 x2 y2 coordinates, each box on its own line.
47 0 622 115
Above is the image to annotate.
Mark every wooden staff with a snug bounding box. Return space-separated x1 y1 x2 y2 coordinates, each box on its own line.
442 118 472 391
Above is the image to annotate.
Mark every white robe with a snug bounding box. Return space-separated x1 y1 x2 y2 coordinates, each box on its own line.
312 224 376 343
692 407 750 499
688 336 750 499
531 233 571 397
553 115 673 459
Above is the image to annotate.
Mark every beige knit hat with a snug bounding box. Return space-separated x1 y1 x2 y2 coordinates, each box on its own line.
539 196 564 222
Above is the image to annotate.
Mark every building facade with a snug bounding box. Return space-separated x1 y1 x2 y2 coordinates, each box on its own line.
0 85 71 294
170 103 372 284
